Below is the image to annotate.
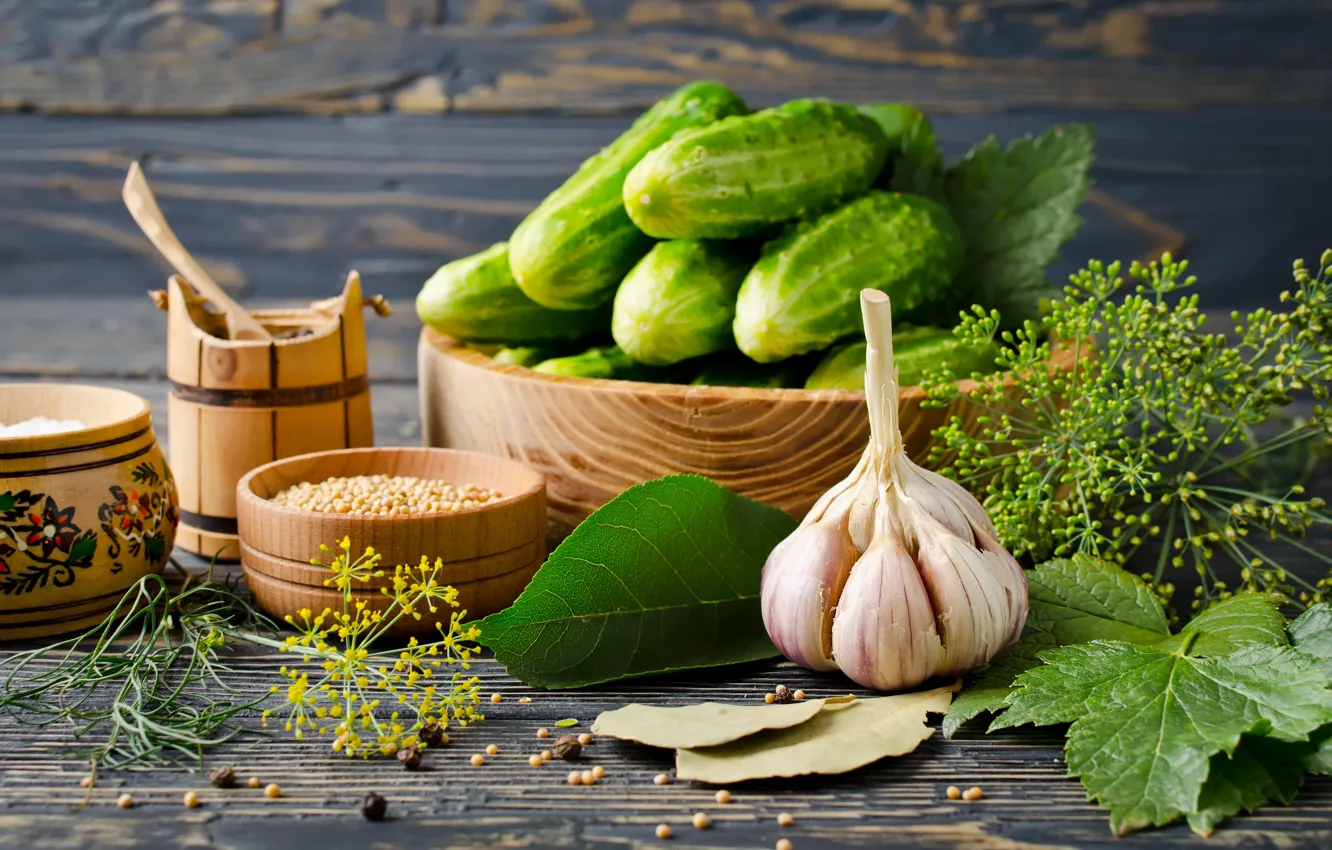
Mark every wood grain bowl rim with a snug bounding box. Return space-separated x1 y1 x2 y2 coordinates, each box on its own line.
0 383 152 457
236 446 547 523
421 328 1082 402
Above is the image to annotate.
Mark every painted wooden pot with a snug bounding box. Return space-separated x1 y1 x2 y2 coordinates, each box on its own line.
419 328 1078 527
155 271 387 561
0 384 178 641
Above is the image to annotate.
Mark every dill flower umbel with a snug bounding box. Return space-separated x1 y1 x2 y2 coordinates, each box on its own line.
261 538 484 757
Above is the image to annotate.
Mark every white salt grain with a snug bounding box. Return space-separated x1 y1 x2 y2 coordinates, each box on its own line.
0 417 86 439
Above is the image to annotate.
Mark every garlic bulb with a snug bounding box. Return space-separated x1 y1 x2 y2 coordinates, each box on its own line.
761 289 1027 691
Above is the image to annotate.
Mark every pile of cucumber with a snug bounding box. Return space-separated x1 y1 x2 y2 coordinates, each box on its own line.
416 82 1053 390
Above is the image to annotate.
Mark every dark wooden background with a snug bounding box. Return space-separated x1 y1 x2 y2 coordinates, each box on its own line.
2 3 1331 848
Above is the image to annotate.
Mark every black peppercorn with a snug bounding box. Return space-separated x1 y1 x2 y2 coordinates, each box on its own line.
397 746 422 771
774 684 794 704
209 766 237 789
420 722 445 748
360 791 388 821
551 734 582 760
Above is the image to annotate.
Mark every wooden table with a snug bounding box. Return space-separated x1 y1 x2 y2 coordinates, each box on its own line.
3 2 1332 846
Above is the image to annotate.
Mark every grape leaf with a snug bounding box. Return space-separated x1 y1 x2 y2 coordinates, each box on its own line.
994 641 1332 835
592 696 854 749
944 124 1094 327
1289 603 1332 659
674 685 954 784
1303 727 1332 775
476 475 793 689
1182 593 1288 657
942 631 1054 737
944 555 1166 736
1188 735 1309 837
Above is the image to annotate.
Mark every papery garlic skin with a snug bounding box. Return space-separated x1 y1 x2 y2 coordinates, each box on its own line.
760 289 1027 692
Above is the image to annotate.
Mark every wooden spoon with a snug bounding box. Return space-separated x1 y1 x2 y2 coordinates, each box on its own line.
122 161 272 341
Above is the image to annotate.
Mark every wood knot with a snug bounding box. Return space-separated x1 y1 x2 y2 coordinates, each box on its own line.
205 347 239 381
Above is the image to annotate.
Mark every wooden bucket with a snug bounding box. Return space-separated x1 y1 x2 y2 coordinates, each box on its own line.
153 272 387 560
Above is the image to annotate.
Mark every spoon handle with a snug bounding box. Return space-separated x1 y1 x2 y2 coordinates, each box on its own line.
122 162 272 341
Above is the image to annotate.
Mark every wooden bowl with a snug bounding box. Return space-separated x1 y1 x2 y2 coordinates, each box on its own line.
0 384 179 641
236 447 545 634
420 328 1076 526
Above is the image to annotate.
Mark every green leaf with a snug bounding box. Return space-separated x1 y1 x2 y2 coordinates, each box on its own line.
554 718 578 728
0 493 13 512
889 113 945 203
1188 735 1308 837
1303 727 1332 775
1026 555 1170 645
995 641 1332 834
1289 603 1332 659
943 630 1054 738
67 532 97 567
1181 593 1288 657
944 123 1094 327
476 475 794 689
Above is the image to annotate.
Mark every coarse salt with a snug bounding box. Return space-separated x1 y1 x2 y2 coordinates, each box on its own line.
0 417 85 439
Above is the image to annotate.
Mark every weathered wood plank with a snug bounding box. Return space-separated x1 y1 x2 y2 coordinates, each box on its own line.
1 1 1330 115
1 107 1322 334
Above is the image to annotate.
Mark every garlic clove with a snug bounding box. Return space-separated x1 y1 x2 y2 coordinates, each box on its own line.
761 505 860 671
830 531 943 691
911 510 1018 677
974 528 1029 651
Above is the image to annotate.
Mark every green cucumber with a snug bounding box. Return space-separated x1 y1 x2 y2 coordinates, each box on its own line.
492 346 564 367
509 82 748 310
611 240 755 366
804 327 1001 391
623 99 889 240
532 346 669 382
416 243 606 342
733 191 964 363
689 353 815 389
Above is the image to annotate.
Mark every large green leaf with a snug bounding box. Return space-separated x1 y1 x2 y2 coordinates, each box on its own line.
1189 735 1308 837
476 475 793 689
942 630 1053 738
1026 554 1170 645
1182 593 1288 657
994 641 1332 835
1289 603 1332 659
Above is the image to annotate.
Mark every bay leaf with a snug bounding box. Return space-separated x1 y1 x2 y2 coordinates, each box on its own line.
475 475 796 689
675 684 956 784
592 696 855 749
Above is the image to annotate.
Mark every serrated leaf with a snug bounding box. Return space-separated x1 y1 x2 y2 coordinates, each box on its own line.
1182 593 1288 657
943 630 1054 738
476 475 793 689
1303 726 1332 775
592 696 854 749
1289 603 1332 659
1188 735 1308 837
1027 555 1169 645
995 641 1332 834
675 685 954 784
944 123 1094 327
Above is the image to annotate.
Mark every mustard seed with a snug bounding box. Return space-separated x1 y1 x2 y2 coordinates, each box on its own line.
776 840 793 850
793 689 806 701
777 812 795 827
491 693 503 704
528 754 544 767
486 744 499 755
655 823 673 840
764 693 775 704
963 786 983 801
567 770 581 786
264 784 281 799
78 776 92 789
519 696 532 703
692 812 711 829
117 793 134 809
541 750 553 761
653 773 670 786
269 475 501 516
714 789 731 804
580 770 597 786
248 777 262 789
578 733 592 746
470 754 485 766
537 727 550 739
183 791 201 809
945 785 961 800
592 765 605 779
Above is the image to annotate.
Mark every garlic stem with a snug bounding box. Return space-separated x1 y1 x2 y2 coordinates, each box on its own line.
860 290 901 463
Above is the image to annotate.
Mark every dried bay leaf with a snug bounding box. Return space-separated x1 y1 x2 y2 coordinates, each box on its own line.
675 684 955 784
592 696 855 749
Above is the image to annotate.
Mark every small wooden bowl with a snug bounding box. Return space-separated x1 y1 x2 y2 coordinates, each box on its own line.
0 384 179 641
236 447 545 634
420 328 1077 526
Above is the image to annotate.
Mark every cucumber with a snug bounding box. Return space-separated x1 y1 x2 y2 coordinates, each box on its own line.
804 328 1001 391
858 103 944 200
416 243 607 342
611 240 755 366
532 345 667 381
733 191 964 363
689 353 815 389
509 82 748 310
623 99 888 240
492 346 563 367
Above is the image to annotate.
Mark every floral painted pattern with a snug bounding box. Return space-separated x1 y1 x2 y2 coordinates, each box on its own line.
0 462 178 597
